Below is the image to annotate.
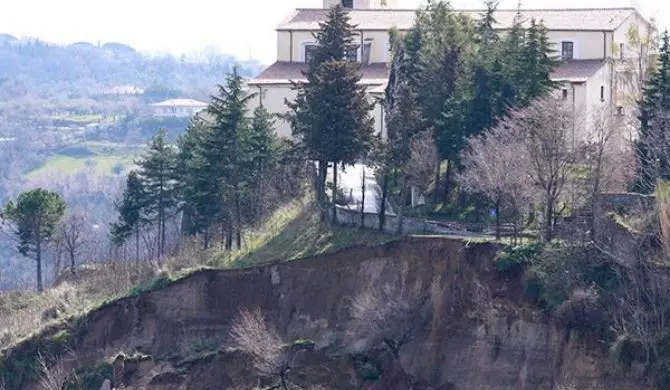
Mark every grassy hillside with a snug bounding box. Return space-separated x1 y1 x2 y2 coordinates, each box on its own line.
0 198 397 351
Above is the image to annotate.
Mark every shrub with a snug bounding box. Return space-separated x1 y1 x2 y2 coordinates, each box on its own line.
555 287 606 332
495 243 543 273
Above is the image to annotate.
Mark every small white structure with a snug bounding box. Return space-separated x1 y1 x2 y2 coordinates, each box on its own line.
151 99 208 118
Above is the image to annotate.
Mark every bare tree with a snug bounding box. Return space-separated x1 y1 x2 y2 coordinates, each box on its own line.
583 108 634 196
349 283 428 360
405 129 438 200
37 349 77 390
613 20 658 135
59 210 89 275
229 308 293 390
516 98 576 241
460 122 533 239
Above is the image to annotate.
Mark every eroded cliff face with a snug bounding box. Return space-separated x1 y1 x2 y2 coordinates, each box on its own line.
9 237 650 389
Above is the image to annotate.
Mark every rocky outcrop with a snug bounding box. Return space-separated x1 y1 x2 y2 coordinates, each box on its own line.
5 237 651 389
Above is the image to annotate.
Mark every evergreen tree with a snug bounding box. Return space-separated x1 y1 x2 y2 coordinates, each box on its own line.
174 118 210 238
634 30 670 193
244 105 279 221
501 6 527 107
202 67 254 248
110 170 146 261
1 188 66 291
284 4 374 222
519 18 560 104
136 128 178 260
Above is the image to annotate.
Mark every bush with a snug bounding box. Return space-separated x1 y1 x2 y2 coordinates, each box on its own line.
495 243 543 273
555 287 606 332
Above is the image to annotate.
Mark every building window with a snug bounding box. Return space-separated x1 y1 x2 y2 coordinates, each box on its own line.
341 0 353 8
600 85 605 101
345 44 359 62
620 43 625 59
562 88 569 100
362 42 372 64
561 41 574 61
304 44 317 63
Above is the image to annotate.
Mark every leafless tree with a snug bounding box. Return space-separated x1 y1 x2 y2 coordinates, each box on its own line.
582 108 635 196
229 308 294 390
613 20 658 136
59 210 89 275
516 98 576 241
460 121 534 239
405 129 438 198
349 283 429 360
37 349 78 390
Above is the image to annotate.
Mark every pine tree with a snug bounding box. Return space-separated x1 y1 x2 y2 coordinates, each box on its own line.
243 105 279 221
136 128 178 260
174 117 210 238
1 188 66 292
110 170 146 261
284 4 374 222
634 30 670 193
202 67 254 248
501 6 527 107
519 19 560 104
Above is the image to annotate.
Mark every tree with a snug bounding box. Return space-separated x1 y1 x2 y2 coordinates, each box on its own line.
513 98 575 241
634 31 670 193
244 105 280 223
459 123 530 239
283 4 374 222
110 170 146 261
518 19 560 105
229 308 293 390
203 67 255 249
0 188 66 291
350 283 428 361
136 128 178 260
59 210 88 275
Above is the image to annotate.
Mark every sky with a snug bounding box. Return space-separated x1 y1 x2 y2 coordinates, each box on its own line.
0 0 667 65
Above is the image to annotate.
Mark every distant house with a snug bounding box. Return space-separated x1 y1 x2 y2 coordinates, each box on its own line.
150 99 208 118
107 85 144 95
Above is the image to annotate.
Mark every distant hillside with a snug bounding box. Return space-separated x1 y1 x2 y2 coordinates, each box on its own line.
0 37 263 99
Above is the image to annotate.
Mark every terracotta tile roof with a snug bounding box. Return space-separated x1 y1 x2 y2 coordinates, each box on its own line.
551 59 606 82
277 7 638 32
248 61 389 85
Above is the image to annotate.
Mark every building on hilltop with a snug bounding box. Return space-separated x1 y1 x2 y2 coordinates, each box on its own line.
151 99 209 118
247 1 652 142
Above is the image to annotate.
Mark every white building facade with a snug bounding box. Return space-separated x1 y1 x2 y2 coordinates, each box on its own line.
247 1 651 142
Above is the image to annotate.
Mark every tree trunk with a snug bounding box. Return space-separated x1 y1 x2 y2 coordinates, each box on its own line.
379 174 389 232
36 238 43 292
495 198 501 241
225 228 233 251
442 161 453 204
397 178 408 235
69 251 76 275
135 226 140 262
332 162 339 225
360 168 366 228
318 160 328 221
180 208 194 237
433 159 441 205
545 195 554 242
235 189 242 250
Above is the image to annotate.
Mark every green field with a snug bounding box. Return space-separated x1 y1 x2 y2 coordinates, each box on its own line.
27 154 137 179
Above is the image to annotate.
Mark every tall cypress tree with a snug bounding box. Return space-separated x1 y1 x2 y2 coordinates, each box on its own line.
284 4 374 222
634 30 670 193
136 128 178 260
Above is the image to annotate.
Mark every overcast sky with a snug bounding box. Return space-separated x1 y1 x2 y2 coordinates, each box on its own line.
1 0 667 64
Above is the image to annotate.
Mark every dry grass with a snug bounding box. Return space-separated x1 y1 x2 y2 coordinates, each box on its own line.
0 198 321 350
